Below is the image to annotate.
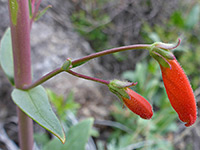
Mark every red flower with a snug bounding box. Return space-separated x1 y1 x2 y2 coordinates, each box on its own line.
160 59 197 127
122 88 153 119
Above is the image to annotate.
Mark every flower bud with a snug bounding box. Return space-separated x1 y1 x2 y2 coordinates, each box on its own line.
123 88 153 119
108 80 153 119
108 80 137 100
62 58 72 71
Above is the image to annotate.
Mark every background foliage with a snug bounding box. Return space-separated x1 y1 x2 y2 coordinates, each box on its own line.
0 0 199 150
34 0 200 150
67 0 200 149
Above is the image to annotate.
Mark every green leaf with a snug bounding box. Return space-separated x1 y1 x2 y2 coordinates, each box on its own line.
8 0 18 25
47 89 80 120
28 0 33 18
43 118 94 150
34 5 52 21
135 62 147 89
34 133 50 147
170 11 184 28
11 86 65 143
62 118 93 150
185 4 200 29
148 32 161 42
0 28 14 84
122 71 135 82
43 139 63 150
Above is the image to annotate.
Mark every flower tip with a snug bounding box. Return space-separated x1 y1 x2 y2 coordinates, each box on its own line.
122 88 153 120
183 114 196 127
177 38 181 45
129 81 137 87
169 38 181 50
155 39 181 50
140 110 153 120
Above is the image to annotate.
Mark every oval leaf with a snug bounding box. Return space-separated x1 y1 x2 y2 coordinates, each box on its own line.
63 118 93 150
11 86 65 143
0 28 14 84
43 118 94 150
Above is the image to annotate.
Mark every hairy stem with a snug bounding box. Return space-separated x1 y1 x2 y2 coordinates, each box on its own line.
8 1 33 150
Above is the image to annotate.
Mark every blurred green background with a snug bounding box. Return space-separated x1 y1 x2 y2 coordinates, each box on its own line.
33 0 200 150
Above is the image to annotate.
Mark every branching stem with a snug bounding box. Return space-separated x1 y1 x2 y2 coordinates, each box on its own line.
22 44 151 90
72 44 151 67
22 67 64 90
67 70 110 85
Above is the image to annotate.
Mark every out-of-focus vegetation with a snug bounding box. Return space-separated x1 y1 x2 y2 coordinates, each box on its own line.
35 1 200 150
71 0 111 51
104 60 177 150
34 90 95 150
108 2 200 149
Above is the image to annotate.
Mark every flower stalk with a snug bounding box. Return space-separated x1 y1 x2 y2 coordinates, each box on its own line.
22 44 151 90
67 70 110 85
72 44 151 67
22 67 64 90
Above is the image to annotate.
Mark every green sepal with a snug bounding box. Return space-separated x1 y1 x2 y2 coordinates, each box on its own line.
150 50 171 68
151 39 181 50
149 43 175 60
149 42 176 68
108 80 131 100
34 5 52 21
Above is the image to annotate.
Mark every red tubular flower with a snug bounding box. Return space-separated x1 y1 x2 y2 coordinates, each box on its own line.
123 88 153 119
160 59 197 127
108 80 153 119
150 40 197 127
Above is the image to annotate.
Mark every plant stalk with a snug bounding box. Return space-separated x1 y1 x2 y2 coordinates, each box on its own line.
8 1 33 150
67 70 110 85
22 67 64 90
22 44 151 90
72 44 151 67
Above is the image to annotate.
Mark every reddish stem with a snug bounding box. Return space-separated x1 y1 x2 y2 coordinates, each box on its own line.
22 44 150 90
22 67 64 90
30 0 42 27
72 44 150 67
8 1 33 150
67 70 110 85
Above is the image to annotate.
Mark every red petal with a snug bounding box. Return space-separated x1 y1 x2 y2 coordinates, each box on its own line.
160 59 197 127
123 88 153 119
